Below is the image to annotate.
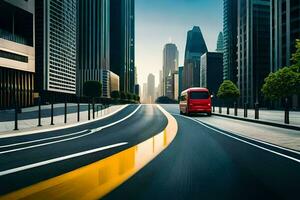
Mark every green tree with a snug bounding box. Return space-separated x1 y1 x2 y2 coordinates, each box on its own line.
217 80 240 103
126 93 133 100
111 91 120 99
262 39 300 101
261 67 300 100
120 91 127 100
83 81 102 97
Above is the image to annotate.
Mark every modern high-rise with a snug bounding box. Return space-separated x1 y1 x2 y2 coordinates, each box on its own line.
200 52 223 106
158 70 163 97
237 0 271 107
77 0 111 97
223 0 238 83
163 43 178 98
110 0 135 94
0 0 35 109
35 0 77 99
178 66 184 97
172 71 179 100
183 26 208 90
147 73 155 103
271 0 300 108
216 32 224 52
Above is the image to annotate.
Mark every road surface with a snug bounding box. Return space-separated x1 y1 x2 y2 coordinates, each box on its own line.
104 104 300 200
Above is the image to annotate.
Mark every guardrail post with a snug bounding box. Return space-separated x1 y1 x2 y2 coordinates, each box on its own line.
227 106 230 115
14 99 18 131
64 100 67 124
38 96 42 127
284 98 289 124
88 101 91 120
234 102 238 116
244 103 248 118
219 106 222 114
213 105 215 113
77 97 80 122
255 103 259 120
92 98 95 119
50 100 54 125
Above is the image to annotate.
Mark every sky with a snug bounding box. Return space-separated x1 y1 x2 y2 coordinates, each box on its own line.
135 0 223 88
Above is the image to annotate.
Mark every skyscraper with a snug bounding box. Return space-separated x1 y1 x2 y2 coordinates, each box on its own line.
163 43 178 98
147 73 155 103
223 0 238 83
271 0 300 108
237 0 271 107
183 26 208 90
0 0 35 109
35 0 77 99
77 0 111 97
216 32 224 52
178 66 184 97
110 0 135 94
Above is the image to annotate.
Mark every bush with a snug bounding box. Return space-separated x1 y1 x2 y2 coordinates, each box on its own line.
120 91 127 100
111 91 120 99
83 81 102 97
217 80 240 101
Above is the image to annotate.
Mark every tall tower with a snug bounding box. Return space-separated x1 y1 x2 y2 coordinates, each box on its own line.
237 0 271 107
110 0 135 93
77 0 110 97
147 73 155 103
223 0 238 83
163 43 178 98
183 26 208 90
216 32 224 52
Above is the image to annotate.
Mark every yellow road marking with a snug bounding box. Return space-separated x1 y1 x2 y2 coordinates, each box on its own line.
0 105 178 200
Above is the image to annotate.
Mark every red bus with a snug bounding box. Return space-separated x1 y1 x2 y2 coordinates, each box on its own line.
179 88 212 116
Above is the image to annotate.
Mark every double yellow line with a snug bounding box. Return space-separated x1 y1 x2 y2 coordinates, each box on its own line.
1 105 178 200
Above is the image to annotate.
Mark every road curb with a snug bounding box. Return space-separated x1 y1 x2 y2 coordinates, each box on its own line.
212 113 300 131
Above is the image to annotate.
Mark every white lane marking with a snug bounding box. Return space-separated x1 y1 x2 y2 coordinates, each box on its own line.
0 105 142 155
173 114 300 164
0 130 88 149
0 105 129 139
0 142 128 177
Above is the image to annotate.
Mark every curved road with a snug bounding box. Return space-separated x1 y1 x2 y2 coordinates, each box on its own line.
0 105 168 195
104 104 300 200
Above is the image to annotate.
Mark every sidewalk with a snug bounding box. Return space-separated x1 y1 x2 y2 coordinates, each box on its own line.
213 107 300 129
0 104 126 134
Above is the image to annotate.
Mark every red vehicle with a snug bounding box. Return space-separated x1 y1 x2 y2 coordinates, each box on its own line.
179 88 212 116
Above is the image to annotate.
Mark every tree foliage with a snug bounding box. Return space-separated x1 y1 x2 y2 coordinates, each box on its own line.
120 91 127 100
111 91 120 99
217 80 240 100
262 39 300 100
83 81 102 98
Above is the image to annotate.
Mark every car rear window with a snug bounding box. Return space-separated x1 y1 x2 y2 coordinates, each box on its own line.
190 91 209 99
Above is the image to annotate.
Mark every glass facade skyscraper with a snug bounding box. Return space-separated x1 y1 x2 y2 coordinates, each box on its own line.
223 0 238 83
110 0 135 94
216 32 224 52
237 0 271 107
77 0 111 97
35 0 77 97
183 26 208 90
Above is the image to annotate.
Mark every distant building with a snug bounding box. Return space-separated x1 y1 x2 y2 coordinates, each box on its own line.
223 0 238 83
271 0 300 108
147 73 155 103
35 0 77 99
183 26 208 90
163 43 178 97
216 32 224 52
142 83 147 103
77 0 110 97
237 0 271 107
134 84 140 96
165 75 173 99
109 71 120 94
110 0 135 93
0 0 35 109
172 72 179 100
178 66 184 96
158 70 163 97
200 52 223 106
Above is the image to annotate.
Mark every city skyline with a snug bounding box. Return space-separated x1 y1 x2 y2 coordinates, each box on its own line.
136 0 223 87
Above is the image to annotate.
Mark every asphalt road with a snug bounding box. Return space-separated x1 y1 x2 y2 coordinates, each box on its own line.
103 104 300 200
0 104 168 195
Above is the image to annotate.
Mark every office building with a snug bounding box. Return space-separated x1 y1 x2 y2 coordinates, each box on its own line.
172 71 179 100
109 71 120 93
77 0 111 97
223 0 238 83
147 73 155 103
271 0 300 108
216 32 224 52
110 0 135 93
35 0 77 99
163 43 179 97
237 0 271 107
200 52 223 106
183 26 208 90
158 70 163 97
0 0 35 109
134 84 140 96
165 75 173 99
142 83 147 103
178 66 184 96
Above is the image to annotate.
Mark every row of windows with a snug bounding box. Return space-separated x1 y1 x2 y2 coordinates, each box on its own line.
0 50 28 63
